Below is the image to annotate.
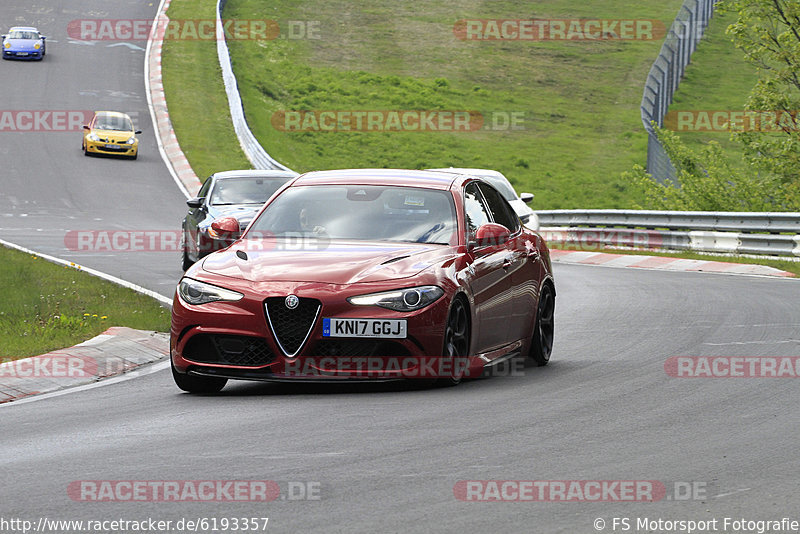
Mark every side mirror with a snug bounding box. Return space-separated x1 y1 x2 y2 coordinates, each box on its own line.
186 197 204 209
82 125 90 130
473 223 510 248
210 217 240 237
135 130 142 134
520 192 534 204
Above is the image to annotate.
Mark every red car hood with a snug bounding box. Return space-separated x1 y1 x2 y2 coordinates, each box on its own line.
201 240 456 284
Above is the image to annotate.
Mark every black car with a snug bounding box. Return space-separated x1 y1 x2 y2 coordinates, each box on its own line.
182 169 298 270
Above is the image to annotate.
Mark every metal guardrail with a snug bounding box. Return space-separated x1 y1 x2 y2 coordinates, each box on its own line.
641 0 716 182
216 0 292 171
538 210 800 257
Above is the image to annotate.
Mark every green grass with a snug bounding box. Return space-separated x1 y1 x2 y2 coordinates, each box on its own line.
162 0 251 181
0 247 171 360
552 244 800 276
665 11 759 166
223 0 691 208
164 0 692 207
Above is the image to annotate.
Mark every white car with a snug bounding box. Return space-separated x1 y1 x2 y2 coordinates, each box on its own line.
427 168 538 230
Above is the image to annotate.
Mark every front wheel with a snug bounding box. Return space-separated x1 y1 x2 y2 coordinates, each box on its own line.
181 231 194 271
529 283 555 366
171 359 227 394
438 297 470 386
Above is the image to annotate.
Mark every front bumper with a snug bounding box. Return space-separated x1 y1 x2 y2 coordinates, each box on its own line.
3 49 42 59
170 281 479 381
85 138 138 156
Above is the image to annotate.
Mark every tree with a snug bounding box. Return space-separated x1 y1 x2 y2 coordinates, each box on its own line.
625 126 793 211
718 0 800 184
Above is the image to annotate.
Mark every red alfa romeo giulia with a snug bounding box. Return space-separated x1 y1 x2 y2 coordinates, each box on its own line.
170 169 555 392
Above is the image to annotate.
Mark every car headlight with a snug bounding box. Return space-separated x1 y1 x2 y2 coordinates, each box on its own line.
34 43 40 49
348 286 444 312
126 137 136 144
4 43 10 49
87 133 100 142
178 278 243 305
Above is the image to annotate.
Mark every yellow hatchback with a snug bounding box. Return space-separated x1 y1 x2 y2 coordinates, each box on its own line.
82 111 141 159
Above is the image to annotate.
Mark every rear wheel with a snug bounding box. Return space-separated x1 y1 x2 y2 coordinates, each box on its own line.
171 359 227 394
529 283 555 366
438 297 470 386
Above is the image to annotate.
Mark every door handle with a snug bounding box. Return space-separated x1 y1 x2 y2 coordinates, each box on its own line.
502 258 512 270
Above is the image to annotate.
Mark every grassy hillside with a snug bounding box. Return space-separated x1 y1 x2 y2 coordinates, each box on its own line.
222 0 689 208
665 11 759 167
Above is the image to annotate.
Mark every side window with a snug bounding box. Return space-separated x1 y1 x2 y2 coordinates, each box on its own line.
463 182 491 239
478 182 520 233
198 177 213 200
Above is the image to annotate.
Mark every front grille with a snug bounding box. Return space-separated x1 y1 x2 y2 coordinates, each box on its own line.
183 334 274 366
312 339 410 358
265 297 321 356
97 144 127 152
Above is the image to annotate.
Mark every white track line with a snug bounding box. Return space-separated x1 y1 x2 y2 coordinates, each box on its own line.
0 238 172 305
0 361 171 408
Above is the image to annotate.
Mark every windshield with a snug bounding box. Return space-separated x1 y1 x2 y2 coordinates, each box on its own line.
94 115 133 131
210 177 288 205
249 185 457 245
8 31 39 40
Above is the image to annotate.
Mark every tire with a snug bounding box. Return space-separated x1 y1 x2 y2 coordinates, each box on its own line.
82 142 89 156
181 249 193 271
529 283 555 366
171 359 227 394
437 296 470 386
181 231 194 271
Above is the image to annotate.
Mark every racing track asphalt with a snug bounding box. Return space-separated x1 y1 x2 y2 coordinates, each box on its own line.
3 264 800 533
2 2 800 534
0 0 187 297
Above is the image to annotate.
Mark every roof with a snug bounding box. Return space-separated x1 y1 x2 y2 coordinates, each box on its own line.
212 169 299 180
293 169 459 190
9 27 39 32
426 167 506 179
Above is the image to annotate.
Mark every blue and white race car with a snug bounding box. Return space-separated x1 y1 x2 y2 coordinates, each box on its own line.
2 27 46 60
